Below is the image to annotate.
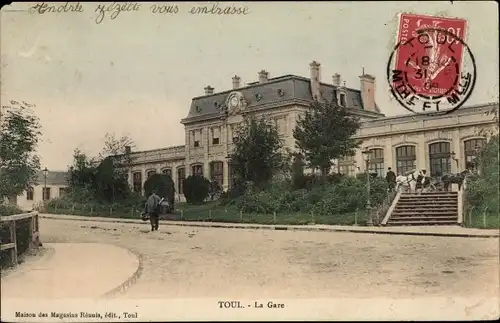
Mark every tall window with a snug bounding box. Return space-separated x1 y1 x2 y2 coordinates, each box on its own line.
192 164 203 176
338 165 356 176
231 124 238 143
162 168 172 178
211 127 220 145
147 170 156 178
42 187 51 201
193 130 201 148
177 167 185 194
396 145 417 176
338 155 356 176
464 138 486 170
210 161 224 187
429 142 451 177
26 186 34 201
368 148 384 178
228 161 238 189
133 172 142 193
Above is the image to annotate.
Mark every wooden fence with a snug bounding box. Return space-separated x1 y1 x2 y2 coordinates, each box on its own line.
0 211 40 267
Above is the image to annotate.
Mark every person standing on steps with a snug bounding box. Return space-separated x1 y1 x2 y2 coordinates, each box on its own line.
385 167 396 192
145 190 162 231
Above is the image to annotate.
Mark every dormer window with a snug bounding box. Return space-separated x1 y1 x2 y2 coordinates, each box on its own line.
339 93 347 107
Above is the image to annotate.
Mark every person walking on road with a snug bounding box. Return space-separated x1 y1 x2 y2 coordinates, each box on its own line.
385 167 397 192
145 190 162 231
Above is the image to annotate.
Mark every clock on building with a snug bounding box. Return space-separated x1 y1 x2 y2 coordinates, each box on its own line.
225 91 247 115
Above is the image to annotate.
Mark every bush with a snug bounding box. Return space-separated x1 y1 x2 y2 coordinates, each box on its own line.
144 173 175 204
208 180 223 200
0 204 24 216
183 175 210 204
465 135 499 228
232 175 389 217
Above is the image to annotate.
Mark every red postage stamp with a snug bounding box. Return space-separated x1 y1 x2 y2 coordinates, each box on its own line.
388 13 475 115
396 14 468 96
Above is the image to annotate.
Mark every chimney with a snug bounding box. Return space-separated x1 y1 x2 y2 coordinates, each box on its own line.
124 145 131 154
332 73 341 87
359 73 376 112
309 61 322 101
258 70 269 83
232 75 241 89
204 85 214 95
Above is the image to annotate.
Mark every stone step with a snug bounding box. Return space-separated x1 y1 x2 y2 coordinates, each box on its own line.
389 216 458 223
399 196 457 199
395 207 457 210
401 194 457 198
393 212 458 215
386 221 459 226
396 203 457 206
392 213 457 217
398 200 457 204
393 209 457 213
402 192 458 195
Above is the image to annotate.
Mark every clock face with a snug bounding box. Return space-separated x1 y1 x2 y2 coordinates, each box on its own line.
230 96 239 107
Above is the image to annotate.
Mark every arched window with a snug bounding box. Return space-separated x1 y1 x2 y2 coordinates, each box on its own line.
338 155 356 176
429 142 451 177
396 145 416 176
161 168 172 178
210 161 224 187
368 148 384 178
191 164 203 176
146 170 157 178
132 172 142 193
177 167 185 194
464 138 486 170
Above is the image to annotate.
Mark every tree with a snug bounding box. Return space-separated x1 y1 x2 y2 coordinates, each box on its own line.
291 153 306 189
293 99 361 177
0 101 42 203
67 133 137 204
231 116 288 187
144 173 176 208
182 175 210 204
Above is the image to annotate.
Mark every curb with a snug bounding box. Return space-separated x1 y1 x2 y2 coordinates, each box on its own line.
101 247 144 299
39 214 499 239
0 246 56 280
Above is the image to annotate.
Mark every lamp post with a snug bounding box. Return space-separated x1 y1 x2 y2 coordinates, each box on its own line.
42 167 49 201
362 148 373 226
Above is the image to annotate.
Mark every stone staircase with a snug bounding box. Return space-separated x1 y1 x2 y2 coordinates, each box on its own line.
386 191 459 226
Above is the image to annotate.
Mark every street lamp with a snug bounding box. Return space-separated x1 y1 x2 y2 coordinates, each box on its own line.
42 167 49 201
361 148 373 226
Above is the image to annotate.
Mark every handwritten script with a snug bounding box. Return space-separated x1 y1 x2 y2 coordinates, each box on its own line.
28 2 251 24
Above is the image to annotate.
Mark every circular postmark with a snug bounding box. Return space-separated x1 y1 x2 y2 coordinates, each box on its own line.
386 27 477 116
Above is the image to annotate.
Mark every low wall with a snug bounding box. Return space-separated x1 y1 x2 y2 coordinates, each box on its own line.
0 211 41 268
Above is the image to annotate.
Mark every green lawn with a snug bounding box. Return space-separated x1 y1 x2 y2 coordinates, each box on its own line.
464 207 500 229
43 201 369 226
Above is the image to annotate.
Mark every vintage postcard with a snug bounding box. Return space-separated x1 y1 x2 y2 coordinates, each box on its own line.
1 1 498 321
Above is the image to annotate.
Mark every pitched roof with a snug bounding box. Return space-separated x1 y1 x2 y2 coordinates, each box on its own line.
183 74 381 121
34 170 69 186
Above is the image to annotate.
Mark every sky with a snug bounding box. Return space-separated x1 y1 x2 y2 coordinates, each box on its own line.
1 1 498 171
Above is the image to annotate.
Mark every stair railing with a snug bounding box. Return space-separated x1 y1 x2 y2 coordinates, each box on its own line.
372 189 399 226
458 175 469 226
